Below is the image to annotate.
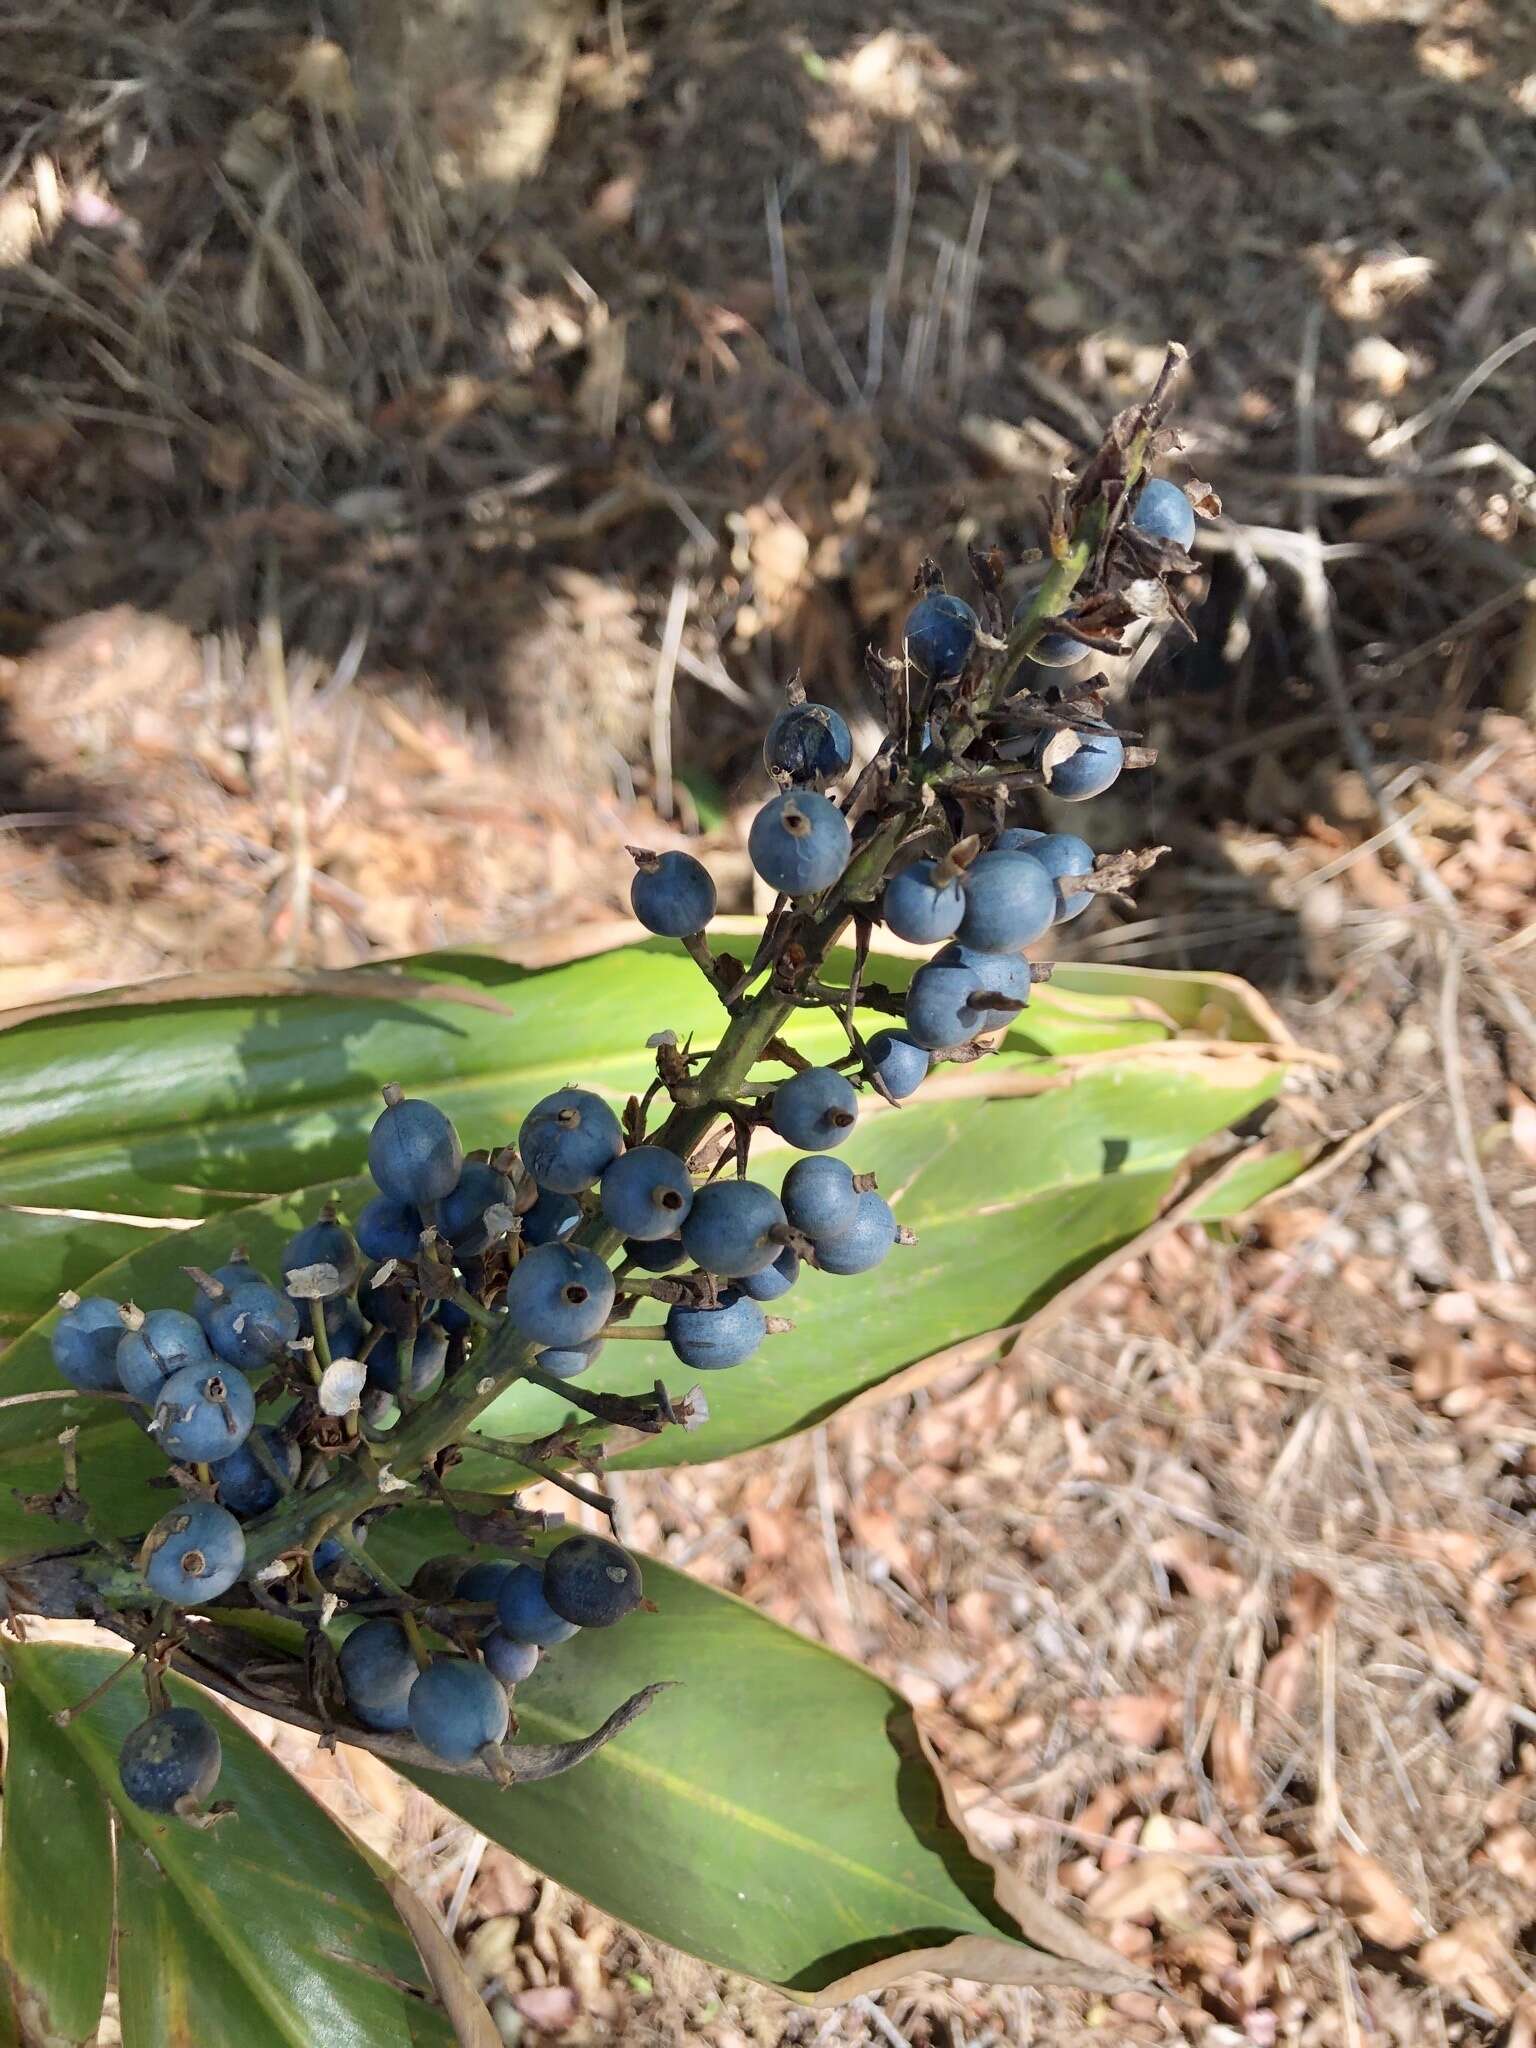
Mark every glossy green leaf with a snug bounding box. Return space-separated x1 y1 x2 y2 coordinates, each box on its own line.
3 1643 458 2048
368 1513 1139 1999
0 1658 114 2045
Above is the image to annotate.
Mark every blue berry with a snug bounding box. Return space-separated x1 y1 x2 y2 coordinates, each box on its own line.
314 1520 366 1578
903 593 977 681
458 1560 515 1605
941 942 1033 1010
680 1179 787 1278
994 826 1044 853
739 1246 799 1302
665 1287 766 1369
1041 728 1124 801
153 1364 256 1464
1011 595 1082 667
600 1145 694 1240
763 702 853 785
324 1298 369 1356
866 1029 929 1100
781 1156 859 1242
519 1089 623 1194
191 1258 266 1333
630 850 717 936
506 1242 614 1346
438 1161 513 1255
366 1324 448 1400
206 1282 299 1373
520 1185 583 1247
495 1562 580 1646
481 1631 540 1686
957 850 1056 951
769 1067 858 1152
535 1338 604 1380
143 1501 246 1604
815 1191 899 1276
1024 830 1095 921
355 1195 424 1264
116 1308 210 1404
281 1217 361 1298
212 1426 300 1516
882 858 965 945
1131 477 1196 549
119 1707 221 1814
748 791 851 897
543 1534 642 1628
339 1618 419 1732
368 1094 463 1208
51 1296 124 1392
904 956 1019 1050
408 1656 509 1763
622 1235 685 1273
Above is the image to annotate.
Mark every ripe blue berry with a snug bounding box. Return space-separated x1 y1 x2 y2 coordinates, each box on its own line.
1024 830 1095 921
1131 477 1196 549
144 1501 246 1604
781 1156 859 1242
495 1562 580 1646
458 1559 515 1605
408 1656 509 1763
1041 728 1124 801
866 1029 929 1100
815 1191 899 1276
355 1196 424 1264
769 1067 858 1152
116 1309 211 1404
324 1298 369 1356
481 1631 540 1686
535 1338 604 1380
506 1241 615 1346
339 1618 419 1732
51 1296 124 1392
622 1235 684 1273
191 1257 266 1333
680 1179 787 1278
600 1145 694 1240
882 858 965 945
957 849 1056 951
940 942 1033 1012
366 1324 449 1400
543 1534 642 1628
119 1707 221 1814
368 1094 464 1208
438 1161 513 1254
903 593 977 681
519 1088 624 1194
212 1426 300 1516
281 1217 361 1298
665 1287 766 1369
630 849 717 936
206 1282 299 1373
904 953 1023 1049
739 1246 799 1301
748 791 851 897
1011 595 1083 667
153 1364 256 1463
520 1185 583 1246
314 1520 366 1578
763 702 853 785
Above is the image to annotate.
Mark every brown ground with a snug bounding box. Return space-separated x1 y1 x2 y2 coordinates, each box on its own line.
3 0 1536 2041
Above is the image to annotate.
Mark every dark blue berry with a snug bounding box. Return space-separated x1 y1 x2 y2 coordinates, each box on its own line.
119 1707 221 1814
769 1067 858 1152
191 1258 266 1334
903 593 977 681
680 1179 786 1278
314 1520 366 1579
206 1282 299 1373
518 1089 624 1194
748 791 851 897
368 1095 463 1208
116 1309 210 1404
458 1559 515 1605
622 1235 685 1273
408 1656 509 1763
781 1156 859 1242
665 1287 766 1369
281 1217 361 1299
866 1029 929 1100
739 1246 799 1302
355 1195 424 1264
339 1618 419 1732
324 1298 369 1356
600 1145 694 1240
630 850 717 937
144 1501 246 1604
212 1426 299 1516
1040 728 1124 801
153 1364 255 1464
495 1562 580 1646
815 1191 899 1276
904 958 1016 1050
506 1242 614 1346
366 1324 448 1400
882 859 965 945
542 1534 642 1628
535 1338 604 1380
1023 830 1095 921
957 849 1056 951
51 1297 124 1392
1131 477 1196 549
520 1185 583 1247
438 1162 513 1255
763 702 853 785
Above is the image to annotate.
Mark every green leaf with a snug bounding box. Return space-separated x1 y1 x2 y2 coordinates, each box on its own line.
3 1643 459 2048
369 1513 1142 2000
0 1657 114 2045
